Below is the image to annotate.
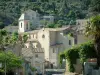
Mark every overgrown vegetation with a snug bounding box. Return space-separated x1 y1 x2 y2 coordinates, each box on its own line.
59 41 97 72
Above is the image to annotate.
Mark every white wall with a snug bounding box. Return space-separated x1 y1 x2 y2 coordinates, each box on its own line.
38 29 50 61
19 20 25 32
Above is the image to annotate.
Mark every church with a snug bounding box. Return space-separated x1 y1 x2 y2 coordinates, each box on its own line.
18 9 89 74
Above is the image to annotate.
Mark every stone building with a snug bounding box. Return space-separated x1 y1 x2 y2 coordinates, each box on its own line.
18 11 90 74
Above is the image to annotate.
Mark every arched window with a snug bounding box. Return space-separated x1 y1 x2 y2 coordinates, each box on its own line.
42 34 45 38
21 23 22 28
69 40 71 45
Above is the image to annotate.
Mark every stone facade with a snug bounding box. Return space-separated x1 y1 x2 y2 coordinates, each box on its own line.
18 17 90 74
19 27 75 69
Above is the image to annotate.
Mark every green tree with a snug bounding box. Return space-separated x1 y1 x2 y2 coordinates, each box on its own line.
0 51 22 73
46 23 55 28
67 10 76 20
89 0 100 14
59 41 96 72
57 20 65 25
0 21 5 29
85 15 100 67
0 30 28 51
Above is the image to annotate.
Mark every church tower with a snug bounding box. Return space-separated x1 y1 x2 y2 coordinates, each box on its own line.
18 13 30 33
18 9 40 33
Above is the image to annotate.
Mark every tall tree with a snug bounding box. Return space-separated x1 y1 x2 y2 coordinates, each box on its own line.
0 51 22 73
85 15 100 67
89 0 100 14
59 0 69 17
0 30 28 53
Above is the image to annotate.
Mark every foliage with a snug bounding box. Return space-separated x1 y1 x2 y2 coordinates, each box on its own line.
59 52 66 65
57 20 65 25
0 0 92 29
89 0 100 14
85 15 100 37
85 15 100 66
0 30 9 50
30 66 37 72
23 34 28 43
0 30 28 51
68 63 75 72
59 41 96 72
0 51 22 72
46 23 55 28
46 23 62 28
0 21 5 29
79 41 96 63
68 33 74 37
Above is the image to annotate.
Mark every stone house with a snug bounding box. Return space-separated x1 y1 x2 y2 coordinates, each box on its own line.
18 11 91 74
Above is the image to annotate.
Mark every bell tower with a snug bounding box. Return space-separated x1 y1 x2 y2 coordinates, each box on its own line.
18 13 30 33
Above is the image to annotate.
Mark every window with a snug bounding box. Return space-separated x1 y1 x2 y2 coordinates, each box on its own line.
33 34 34 38
42 34 45 38
77 22 80 25
74 38 77 44
21 23 22 28
69 40 71 45
36 44 38 47
35 54 38 58
53 48 55 53
26 25 28 29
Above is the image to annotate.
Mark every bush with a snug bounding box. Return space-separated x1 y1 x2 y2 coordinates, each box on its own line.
59 41 97 72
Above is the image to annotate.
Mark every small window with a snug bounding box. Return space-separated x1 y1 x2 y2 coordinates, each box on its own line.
78 22 80 25
26 25 28 29
25 45 27 48
53 48 55 53
33 34 34 38
35 54 38 58
21 23 22 28
74 38 77 44
69 40 71 45
42 34 45 38
36 44 38 47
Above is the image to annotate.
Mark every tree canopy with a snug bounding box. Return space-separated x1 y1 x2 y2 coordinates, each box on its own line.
0 51 22 72
89 0 100 14
0 29 28 51
0 0 92 28
85 15 100 67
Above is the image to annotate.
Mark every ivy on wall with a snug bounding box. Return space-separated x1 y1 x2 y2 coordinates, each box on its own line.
59 41 97 72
